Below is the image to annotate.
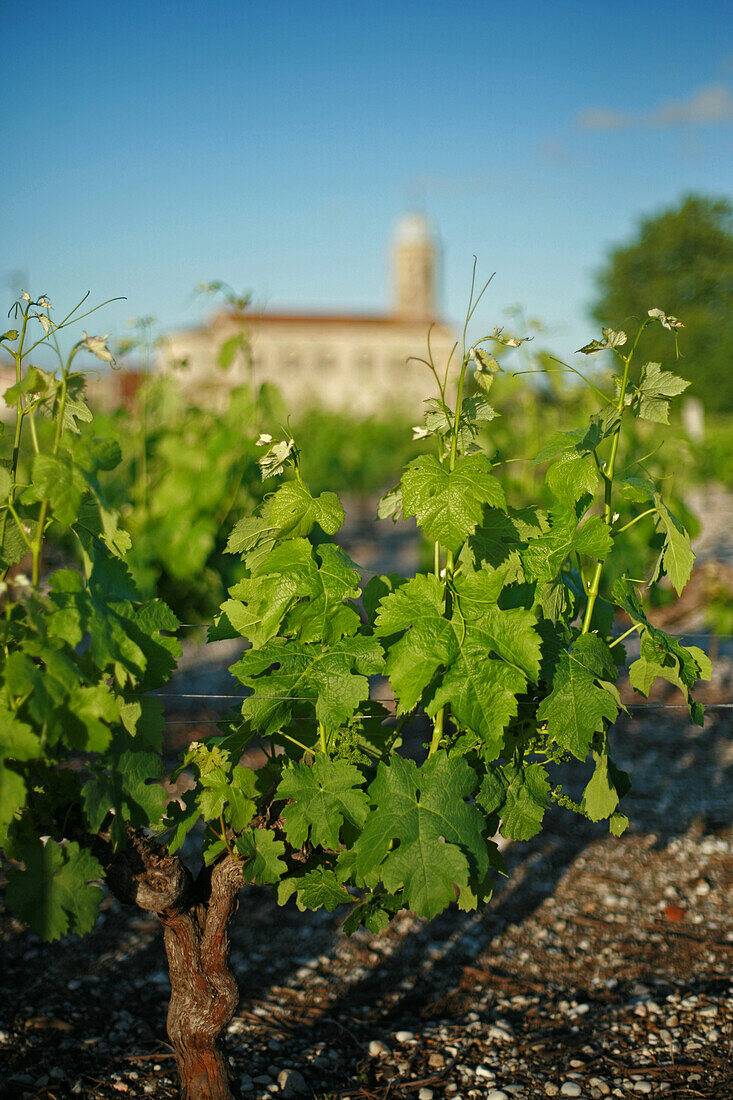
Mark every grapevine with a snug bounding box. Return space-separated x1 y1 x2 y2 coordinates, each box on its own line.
0 281 710 1100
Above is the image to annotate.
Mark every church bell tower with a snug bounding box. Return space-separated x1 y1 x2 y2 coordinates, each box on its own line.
391 213 439 321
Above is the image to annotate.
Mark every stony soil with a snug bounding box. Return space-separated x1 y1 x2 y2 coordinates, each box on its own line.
1 704 731 1100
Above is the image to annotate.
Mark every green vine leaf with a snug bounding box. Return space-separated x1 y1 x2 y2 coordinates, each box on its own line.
633 362 690 425
582 752 620 821
292 867 353 911
374 573 455 712
521 509 612 584
233 634 383 735
546 452 598 507
400 453 505 553
537 634 619 759
5 839 103 941
276 756 370 850
500 763 550 840
28 451 87 528
236 828 287 884
355 753 488 919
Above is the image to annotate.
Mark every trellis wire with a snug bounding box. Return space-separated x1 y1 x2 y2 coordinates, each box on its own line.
172 627 733 636
146 692 733 709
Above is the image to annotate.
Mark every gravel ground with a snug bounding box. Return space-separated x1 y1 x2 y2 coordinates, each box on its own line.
1 706 731 1100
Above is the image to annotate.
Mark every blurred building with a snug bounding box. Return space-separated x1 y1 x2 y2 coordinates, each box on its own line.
160 213 456 417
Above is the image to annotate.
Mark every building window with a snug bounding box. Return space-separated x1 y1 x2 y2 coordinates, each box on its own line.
356 351 373 377
315 348 336 372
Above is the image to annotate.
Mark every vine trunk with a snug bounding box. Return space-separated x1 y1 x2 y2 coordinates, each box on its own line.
99 830 244 1100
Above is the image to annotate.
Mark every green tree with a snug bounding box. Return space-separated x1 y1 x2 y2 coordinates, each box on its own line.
591 194 733 412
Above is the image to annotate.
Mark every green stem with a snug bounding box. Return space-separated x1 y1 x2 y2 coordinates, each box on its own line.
9 310 31 504
318 721 327 755
614 507 656 536
279 731 313 755
609 623 641 649
27 410 39 454
581 348 635 634
428 706 444 757
31 346 79 587
218 814 238 861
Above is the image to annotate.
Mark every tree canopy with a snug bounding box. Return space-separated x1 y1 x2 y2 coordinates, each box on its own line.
591 195 733 413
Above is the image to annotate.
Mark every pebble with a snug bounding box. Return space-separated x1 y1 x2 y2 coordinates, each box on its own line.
545 1086 559 1096
418 1090 434 1100
633 1083 652 1095
277 1068 308 1097
486 1091 509 1100
368 1039 389 1056
395 1030 414 1042
488 1024 514 1042
589 1078 610 1096
560 1085 582 1098
475 1065 495 1079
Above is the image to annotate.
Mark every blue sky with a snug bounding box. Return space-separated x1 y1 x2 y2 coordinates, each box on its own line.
3 0 732 359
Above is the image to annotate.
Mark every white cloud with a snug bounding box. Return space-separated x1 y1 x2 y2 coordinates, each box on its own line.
577 83 733 131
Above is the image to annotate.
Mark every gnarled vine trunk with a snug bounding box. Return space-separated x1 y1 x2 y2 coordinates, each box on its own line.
98 829 244 1100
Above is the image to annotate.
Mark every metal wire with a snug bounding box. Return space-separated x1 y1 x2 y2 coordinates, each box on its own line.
156 703 733 724
146 691 733 707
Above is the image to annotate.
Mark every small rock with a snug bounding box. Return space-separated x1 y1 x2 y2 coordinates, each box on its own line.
589 1078 610 1096
486 1091 509 1100
368 1039 389 1057
633 1083 652 1095
488 1025 514 1042
34 1079 50 1089
560 1085 582 1098
395 1030 414 1042
254 1075 272 1085
278 1069 308 1097
418 1090 434 1100
476 1066 496 1079
545 1085 559 1097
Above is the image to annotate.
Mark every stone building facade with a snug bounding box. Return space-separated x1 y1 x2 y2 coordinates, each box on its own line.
161 214 456 418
